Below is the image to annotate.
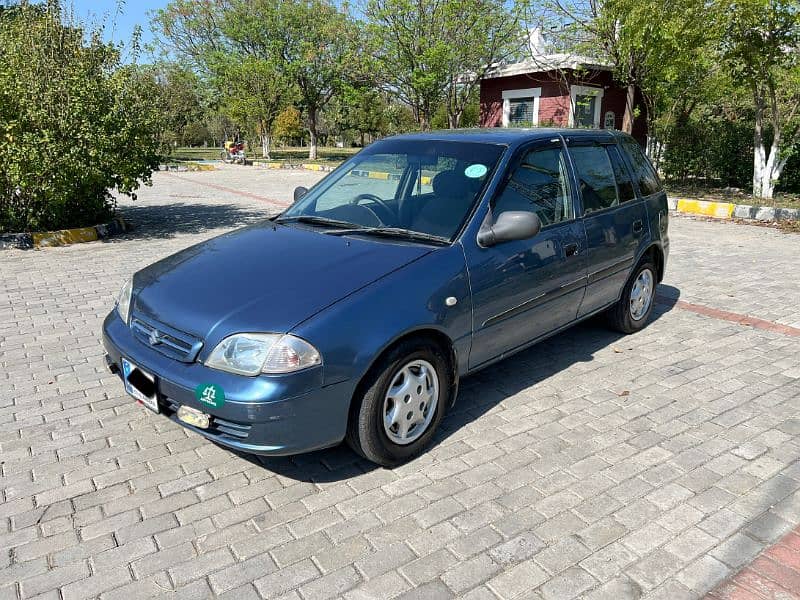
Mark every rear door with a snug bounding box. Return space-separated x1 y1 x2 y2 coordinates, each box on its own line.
566 139 651 317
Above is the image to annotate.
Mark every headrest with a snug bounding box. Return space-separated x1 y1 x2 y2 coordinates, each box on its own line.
432 170 474 198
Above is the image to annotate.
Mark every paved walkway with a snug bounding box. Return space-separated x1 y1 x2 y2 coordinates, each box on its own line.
706 525 800 599
1 167 798 600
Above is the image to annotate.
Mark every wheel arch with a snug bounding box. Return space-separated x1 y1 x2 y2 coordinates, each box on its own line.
348 327 460 422
639 243 665 282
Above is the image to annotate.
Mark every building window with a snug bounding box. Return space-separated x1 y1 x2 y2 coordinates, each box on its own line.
502 88 541 128
569 85 604 129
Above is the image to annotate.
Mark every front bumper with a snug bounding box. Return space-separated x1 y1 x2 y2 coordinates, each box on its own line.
102 311 354 456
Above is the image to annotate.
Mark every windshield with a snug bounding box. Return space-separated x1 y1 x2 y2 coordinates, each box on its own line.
281 139 506 241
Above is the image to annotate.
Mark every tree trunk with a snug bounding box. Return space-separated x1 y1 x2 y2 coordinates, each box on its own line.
621 82 636 134
307 107 318 160
447 110 460 129
752 89 768 199
419 111 430 131
261 132 271 160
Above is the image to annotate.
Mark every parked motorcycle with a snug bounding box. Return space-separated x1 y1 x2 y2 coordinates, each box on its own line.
221 141 246 164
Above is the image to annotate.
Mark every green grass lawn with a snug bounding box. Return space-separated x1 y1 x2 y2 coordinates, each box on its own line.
665 183 800 210
166 146 358 166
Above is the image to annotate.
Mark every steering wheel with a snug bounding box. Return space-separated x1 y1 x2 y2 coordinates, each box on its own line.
351 193 394 224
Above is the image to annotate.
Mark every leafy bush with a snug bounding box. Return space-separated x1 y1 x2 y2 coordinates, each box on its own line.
662 116 754 189
0 3 161 233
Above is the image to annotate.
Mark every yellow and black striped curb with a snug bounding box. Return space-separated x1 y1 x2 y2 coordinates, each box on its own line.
669 197 800 222
253 162 436 183
159 162 216 172
254 162 338 172
0 217 129 250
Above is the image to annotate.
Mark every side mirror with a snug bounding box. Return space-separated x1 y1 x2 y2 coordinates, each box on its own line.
293 186 308 202
477 211 541 247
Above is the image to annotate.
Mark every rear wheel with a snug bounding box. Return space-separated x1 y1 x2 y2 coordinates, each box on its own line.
607 260 656 333
346 340 451 467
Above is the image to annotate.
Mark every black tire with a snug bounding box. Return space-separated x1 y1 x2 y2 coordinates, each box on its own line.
607 260 657 334
346 339 452 467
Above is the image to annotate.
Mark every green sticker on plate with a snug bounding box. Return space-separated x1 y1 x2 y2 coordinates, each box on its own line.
464 163 488 178
195 383 225 408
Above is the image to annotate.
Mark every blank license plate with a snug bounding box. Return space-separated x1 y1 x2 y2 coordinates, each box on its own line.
121 357 159 413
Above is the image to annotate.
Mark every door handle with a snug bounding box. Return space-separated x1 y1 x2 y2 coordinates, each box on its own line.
564 243 579 257
632 220 644 235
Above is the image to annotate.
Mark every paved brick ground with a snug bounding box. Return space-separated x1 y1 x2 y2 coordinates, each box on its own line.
706 525 800 599
1 166 799 599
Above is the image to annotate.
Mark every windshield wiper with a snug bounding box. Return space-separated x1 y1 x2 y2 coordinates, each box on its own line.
327 227 449 245
274 215 362 229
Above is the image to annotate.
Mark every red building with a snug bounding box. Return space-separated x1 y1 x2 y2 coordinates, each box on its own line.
479 54 648 144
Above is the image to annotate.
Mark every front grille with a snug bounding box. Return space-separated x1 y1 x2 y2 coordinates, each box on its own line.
130 313 203 363
164 398 252 440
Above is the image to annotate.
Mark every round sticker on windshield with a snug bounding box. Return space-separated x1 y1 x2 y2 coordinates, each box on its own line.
464 164 488 178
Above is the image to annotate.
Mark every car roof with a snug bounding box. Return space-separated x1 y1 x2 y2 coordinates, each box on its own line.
386 127 633 149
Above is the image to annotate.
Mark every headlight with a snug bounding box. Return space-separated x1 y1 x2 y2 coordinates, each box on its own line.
205 333 321 376
116 278 133 324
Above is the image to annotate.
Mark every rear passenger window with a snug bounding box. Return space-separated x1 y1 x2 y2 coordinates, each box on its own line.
608 146 636 202
623 142 662 196
569 145 618 214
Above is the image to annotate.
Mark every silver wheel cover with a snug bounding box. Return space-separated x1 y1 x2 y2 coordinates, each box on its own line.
383 359 439 445
629 268 654 321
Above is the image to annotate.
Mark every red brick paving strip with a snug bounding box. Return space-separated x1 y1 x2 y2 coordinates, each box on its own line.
657 296 800 338
163 172 290 210
706 527 800 599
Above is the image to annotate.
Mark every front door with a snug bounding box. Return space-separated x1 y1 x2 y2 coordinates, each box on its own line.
466 139 588 369
566 140 651 316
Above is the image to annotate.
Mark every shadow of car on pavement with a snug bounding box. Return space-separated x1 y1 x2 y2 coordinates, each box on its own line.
230 285 683 483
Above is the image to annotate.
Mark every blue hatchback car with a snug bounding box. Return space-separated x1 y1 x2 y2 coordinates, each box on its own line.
103 128 669 466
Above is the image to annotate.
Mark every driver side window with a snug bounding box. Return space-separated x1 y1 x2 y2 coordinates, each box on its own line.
493 146 574 227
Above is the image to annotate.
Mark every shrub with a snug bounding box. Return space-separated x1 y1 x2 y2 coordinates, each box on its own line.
662 116 753 189
0 3 161 233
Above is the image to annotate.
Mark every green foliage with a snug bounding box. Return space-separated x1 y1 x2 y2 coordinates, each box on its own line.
366 0 525 129
0 3 161 233
717 0 800 197
273 107 304 144
154 0 364 158
662 116 754 188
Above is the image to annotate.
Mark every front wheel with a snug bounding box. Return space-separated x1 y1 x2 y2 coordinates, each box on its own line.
346 340 451 467
607 260 657 333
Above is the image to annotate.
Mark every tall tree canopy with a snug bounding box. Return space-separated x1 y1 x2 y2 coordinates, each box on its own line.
718 0 800 199
153 0 363 159
365 0 526 129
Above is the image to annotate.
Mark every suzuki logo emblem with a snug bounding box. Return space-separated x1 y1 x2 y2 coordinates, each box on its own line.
148 330 162 346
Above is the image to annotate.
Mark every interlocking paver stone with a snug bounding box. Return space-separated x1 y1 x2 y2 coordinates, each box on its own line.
2 169 800 599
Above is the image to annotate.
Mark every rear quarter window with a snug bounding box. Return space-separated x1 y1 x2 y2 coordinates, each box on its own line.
623 141 662 197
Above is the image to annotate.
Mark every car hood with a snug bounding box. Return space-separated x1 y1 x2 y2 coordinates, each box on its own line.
132 222 433 346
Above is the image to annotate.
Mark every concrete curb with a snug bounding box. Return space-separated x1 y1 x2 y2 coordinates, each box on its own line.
0 216 129 250
253 162 338 172
158 162 216 172
668 197 800 222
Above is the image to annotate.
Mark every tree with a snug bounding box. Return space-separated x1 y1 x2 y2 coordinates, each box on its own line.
154 0 362 160
718 0 800 199
137 63 208 148
278 1 365 158
326 86 391 146
365 0 525 129
215 56 295 159
0 2 161 233
529 0 708 135
273 106 304 145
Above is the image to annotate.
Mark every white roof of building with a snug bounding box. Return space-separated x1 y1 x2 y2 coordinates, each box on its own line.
483 53 613 79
